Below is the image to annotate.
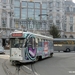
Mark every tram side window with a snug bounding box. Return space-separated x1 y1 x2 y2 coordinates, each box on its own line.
27 37 36 47
23 39 26 47
35 38 38 47
19 39 24 47
11 39 15 48
14 39 19 47
35 38 42 47
27 37 32 46
32 38 36 47
49 41 53 49
38 38 42 47
42 39 45 46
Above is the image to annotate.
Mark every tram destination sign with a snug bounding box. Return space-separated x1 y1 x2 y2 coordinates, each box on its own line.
12 33 23 37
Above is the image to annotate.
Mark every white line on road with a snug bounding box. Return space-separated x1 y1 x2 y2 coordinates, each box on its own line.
24 66 40 75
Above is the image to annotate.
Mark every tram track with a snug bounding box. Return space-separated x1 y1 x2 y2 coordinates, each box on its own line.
2 60 19 75
21 63 40 75
2 59 39 75
2 60 13 75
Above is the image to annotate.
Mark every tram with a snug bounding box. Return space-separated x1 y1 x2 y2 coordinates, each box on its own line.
9 30 54 65
54 38 75 52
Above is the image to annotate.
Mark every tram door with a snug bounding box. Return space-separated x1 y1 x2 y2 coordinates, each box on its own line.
27 37 37 59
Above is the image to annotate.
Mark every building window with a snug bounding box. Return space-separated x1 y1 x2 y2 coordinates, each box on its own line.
42 2 47 9
2 18 7 27
73 8 75 12
15 21 19 28
42 9 47 20
42 21 47 29
29 20 34 29
36 21 41 29
1 0 7 3
70 7 73 12
49 15 53 19
2 10 7 17
63 24 66 31
57 10 59 12
56 15 60 20
35 9 40 20
20 21 27 30
9 0 13 4
63 35 67 38
70 17 73 23
66 7 69 11
70 25 73 32
14 8 20 18
56 2 60 8
22 1 27 7
14 0 20 7
21 8 27 19
28 2 34 8
49 2 53 8
69 35 73 38
35 2 40 8
56 20 60 26
28 9 34 19
49 10 52 12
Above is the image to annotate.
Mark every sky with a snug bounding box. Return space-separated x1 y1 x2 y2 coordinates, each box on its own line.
73 0 75 3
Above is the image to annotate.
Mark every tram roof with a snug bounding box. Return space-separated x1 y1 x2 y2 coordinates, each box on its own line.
24 31 53 40
10 30 53 40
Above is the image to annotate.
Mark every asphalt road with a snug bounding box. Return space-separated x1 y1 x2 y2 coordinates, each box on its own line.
33 52 75 75
0 50 75 75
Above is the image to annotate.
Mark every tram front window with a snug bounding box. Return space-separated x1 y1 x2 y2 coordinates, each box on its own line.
10 38 24 48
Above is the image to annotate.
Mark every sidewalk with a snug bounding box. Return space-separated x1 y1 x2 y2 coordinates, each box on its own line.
4 49 10 55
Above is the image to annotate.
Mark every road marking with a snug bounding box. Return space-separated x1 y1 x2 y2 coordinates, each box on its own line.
24 66 40 75
69 71 75 73
24 66 32 71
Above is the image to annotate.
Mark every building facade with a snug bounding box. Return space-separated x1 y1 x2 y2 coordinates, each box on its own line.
47 0 65 37
64 0 75 38
14 0 49 35
0 0 75 40
0 0 14 47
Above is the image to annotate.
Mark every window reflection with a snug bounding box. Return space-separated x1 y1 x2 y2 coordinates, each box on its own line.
42 10 47 20
14 0 20 7
35 3 40 8
22 1 27 7
42 3 47 9
21 8 27 19
35 9 40 20
2 0 7 3
14 8 20 18
28 9 34 19
49 2 53 8
2 18 7 27
28 2 34 8
56 2 60 8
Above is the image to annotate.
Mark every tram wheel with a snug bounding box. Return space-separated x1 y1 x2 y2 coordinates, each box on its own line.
36 56 39 61
66 48 70 52
50 53 53 57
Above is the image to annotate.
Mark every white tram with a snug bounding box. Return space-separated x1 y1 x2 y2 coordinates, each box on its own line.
9 30 54 65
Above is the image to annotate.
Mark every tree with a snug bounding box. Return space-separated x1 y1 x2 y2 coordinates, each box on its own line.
49 25 61 38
